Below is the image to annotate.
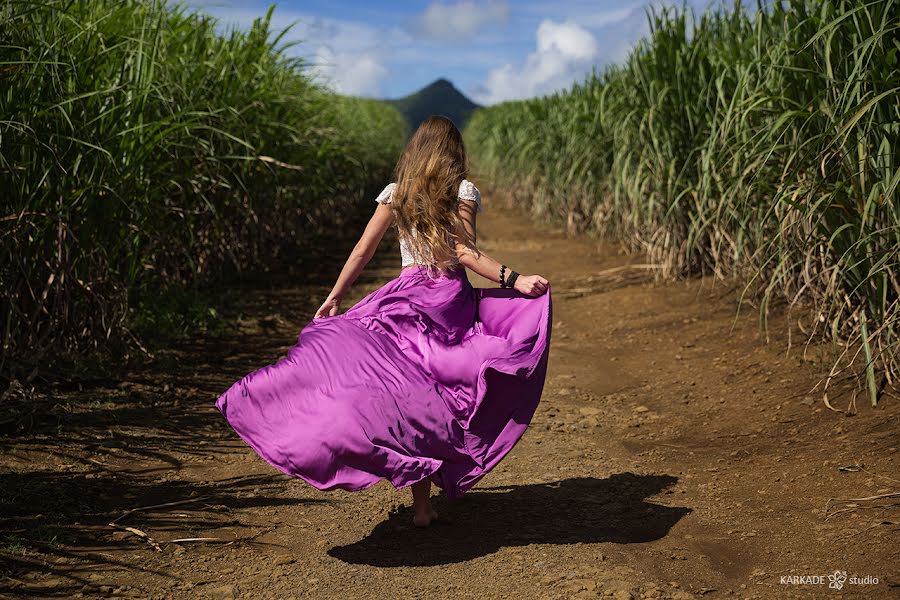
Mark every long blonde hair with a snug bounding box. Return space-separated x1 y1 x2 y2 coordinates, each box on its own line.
390 116 468 271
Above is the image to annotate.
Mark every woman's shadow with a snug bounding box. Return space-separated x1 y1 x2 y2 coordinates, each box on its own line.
329 472 690 566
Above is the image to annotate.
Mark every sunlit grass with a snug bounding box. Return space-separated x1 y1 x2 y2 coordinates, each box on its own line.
465 0 899 404
0 0 407 374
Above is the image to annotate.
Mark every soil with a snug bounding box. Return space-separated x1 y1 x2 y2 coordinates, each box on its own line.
1 201 898 600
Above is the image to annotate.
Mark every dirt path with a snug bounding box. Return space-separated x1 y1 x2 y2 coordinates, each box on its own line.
1 201 898 599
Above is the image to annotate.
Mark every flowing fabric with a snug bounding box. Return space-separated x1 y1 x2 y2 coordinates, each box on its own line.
215 265 551 499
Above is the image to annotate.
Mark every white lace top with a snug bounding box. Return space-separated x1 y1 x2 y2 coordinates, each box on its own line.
375 179 483 267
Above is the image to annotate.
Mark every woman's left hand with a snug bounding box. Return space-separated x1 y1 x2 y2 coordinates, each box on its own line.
514 275 550 297
314 297 341 319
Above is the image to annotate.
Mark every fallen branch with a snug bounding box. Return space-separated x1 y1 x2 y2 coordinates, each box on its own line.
837 492 900 503
824 491 900 519
110 496 210 525
108 523 163 552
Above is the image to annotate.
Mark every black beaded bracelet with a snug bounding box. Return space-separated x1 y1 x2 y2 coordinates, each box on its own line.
506 270 520 289
500 264 507 288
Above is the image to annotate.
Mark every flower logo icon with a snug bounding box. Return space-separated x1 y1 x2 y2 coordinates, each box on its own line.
828 570 848 590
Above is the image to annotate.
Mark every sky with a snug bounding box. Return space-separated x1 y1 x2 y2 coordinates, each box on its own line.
190 0 712 105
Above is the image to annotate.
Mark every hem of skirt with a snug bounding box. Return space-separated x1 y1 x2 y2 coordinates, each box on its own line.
216 394 446 494
389 461 446 492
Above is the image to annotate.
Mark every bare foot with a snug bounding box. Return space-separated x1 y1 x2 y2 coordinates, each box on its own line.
410 479 437 527
413 507 438 528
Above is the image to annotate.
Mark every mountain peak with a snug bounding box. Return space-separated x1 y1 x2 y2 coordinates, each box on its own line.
387 78 481 132
431 77 455 89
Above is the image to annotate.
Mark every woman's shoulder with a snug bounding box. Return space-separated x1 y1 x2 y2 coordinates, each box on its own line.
374 182 396 204
458 179 483 212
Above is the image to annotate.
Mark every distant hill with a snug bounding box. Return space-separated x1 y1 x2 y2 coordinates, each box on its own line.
386 78 481 133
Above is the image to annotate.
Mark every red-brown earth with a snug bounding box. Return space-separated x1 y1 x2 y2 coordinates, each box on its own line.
1 197 898 599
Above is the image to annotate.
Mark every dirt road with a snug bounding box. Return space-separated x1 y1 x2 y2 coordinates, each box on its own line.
1 199 898 599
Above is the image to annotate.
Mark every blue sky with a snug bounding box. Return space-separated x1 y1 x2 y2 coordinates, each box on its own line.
191 0 712 104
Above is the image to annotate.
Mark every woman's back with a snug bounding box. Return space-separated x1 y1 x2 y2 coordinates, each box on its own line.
374 179 483 268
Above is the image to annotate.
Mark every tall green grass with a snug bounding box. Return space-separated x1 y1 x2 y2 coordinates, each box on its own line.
466 0 899 405
0 0 407 376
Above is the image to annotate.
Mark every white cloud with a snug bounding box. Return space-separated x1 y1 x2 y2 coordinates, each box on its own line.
311 46 387 96
192 4 392 97
476 19 599 104
412 0 511 40
298 18 391 96
535 19 598 60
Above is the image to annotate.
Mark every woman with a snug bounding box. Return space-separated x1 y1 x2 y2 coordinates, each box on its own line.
216 116 551 527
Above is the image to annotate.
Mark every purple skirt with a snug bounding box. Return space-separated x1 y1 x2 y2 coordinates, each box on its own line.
215 265 551 499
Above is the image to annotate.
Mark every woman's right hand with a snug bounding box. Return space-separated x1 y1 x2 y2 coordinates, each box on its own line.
314 297 341 319
514 275 550 297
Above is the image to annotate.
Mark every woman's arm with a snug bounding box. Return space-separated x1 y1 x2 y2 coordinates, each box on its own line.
453 200 549 296
314 203 394 318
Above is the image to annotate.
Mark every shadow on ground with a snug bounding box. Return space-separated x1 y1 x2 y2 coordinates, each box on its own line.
329 473 689 566
0 467 329 597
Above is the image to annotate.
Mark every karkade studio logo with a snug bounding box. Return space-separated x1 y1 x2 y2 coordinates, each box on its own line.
780 570 878 590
